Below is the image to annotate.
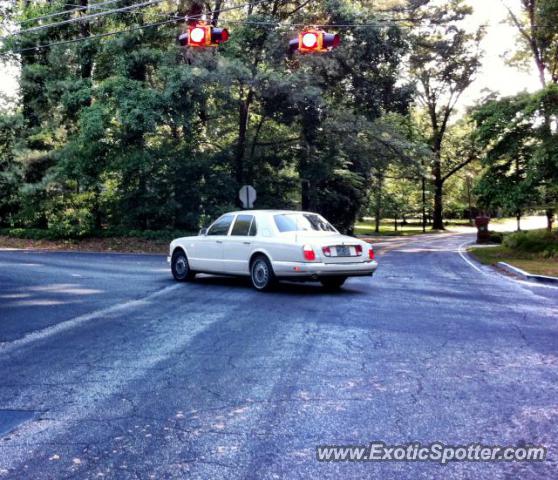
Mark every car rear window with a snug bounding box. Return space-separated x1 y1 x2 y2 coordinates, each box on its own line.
274 213 336 233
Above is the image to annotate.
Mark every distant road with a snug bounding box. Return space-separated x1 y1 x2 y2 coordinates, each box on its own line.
0 233 557 479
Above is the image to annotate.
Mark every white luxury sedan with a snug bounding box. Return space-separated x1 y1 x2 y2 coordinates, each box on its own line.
168 210 378 291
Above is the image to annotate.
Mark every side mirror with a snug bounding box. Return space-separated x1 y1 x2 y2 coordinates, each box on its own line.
198 228 208 236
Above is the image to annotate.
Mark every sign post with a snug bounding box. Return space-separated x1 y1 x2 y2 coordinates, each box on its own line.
239 185 257 209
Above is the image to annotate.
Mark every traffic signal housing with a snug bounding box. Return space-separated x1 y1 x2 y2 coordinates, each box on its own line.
290 28 340 54
177 22 229 47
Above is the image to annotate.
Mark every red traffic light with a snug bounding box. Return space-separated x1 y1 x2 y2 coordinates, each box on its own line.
292 29 340 53
301 32 318 49
177 22 230 47
189 25 207 46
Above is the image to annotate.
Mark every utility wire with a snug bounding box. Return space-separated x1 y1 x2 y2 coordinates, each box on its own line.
1 18 446 55
3 0 518 53
20 0 127 25
4 0 275 39
5 0 278 53
6 0 164 38
14 17 179 53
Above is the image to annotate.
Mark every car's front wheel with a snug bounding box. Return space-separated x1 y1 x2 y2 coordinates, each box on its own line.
320 276 347 290
171 249 196 282
250 255 276 291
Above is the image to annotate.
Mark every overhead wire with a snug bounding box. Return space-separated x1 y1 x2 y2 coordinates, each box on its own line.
6 0 164 38
4 0 278 53
2 0 522 55
19 0 129 25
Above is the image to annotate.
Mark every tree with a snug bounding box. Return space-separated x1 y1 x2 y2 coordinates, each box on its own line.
0 113 24 226
409 0 483 229
0 0 429 235
504 0 558 228
472 87 558 231
504 0 558 88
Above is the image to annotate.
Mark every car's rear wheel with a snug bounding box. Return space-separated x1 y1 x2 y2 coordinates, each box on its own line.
250 255 276 291
171 249 196 282
320 276 347 290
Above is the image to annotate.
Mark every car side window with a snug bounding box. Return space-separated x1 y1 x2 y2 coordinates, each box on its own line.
231 215 254 236
248 218 257 236
207 215 234 236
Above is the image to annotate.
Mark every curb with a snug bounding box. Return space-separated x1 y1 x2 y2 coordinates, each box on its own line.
497 262 558 285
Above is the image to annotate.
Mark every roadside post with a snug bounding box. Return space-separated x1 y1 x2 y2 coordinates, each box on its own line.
474 215 491 244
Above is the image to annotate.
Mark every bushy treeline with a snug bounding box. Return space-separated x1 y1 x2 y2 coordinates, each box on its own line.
0 0 421 236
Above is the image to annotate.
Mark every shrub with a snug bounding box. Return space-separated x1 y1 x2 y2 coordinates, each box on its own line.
503 229 558 256
0 227 57 240
46 192 96 238
488 232 503 244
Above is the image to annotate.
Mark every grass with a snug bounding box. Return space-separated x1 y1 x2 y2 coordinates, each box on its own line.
354 219 443 236
468 229 558 277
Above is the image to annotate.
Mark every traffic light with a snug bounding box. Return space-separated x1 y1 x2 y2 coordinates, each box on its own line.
289 28 340 54
177 22 229 47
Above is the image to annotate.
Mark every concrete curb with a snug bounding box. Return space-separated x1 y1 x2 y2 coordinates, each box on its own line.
497 262 558 285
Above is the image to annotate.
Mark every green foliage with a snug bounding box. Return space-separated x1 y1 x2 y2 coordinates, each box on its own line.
504 0 558 85
472 86 558 219
46 192 96 238
0 227 59 240
0 113 24 226
1 0 502 238
503 229 558 257
488 231 504 244
0 226 195 241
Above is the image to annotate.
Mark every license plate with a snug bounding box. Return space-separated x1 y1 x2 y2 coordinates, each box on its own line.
335 245 351 256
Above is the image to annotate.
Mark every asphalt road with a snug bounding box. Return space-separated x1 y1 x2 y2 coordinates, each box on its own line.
0 233 557 479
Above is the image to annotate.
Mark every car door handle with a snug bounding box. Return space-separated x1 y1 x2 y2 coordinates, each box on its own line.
216 240 223 244
243 241 251 245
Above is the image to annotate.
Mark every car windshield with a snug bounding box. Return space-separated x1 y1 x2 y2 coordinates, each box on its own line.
274 213 337 233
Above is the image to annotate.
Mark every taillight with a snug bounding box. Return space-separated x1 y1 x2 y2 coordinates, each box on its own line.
368 248 375 260
355 245 363 255
322 246 331 257
303 245 316 261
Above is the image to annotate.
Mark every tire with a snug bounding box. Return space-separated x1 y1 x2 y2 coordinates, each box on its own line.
320 276 347 290
250 255 276 291
171 249 196 282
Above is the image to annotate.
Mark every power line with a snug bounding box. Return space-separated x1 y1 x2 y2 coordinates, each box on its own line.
3 0 520 53
3 18 423 54
5 0 163 38
3 0 275 40
6 0 278 53
15 17 179 53
20 0 125 25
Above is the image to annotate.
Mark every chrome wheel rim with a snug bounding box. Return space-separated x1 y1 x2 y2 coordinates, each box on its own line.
175 256 187 277
253 261 268 288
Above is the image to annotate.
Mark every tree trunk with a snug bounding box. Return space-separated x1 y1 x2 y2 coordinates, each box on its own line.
432 150 444 230
235 88 254 187
546 208 554 232
79 0 93 82
374 172 383 233
433 177 444 230
301 178 310 211
421 176 426 233
516 211 521 232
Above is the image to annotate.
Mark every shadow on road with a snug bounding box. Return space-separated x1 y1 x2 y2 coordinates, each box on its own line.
191 274 369 296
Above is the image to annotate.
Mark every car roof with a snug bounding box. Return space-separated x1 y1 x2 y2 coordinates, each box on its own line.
225 209 317 216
